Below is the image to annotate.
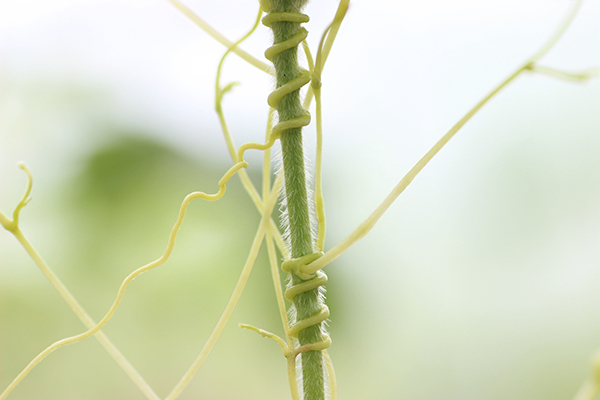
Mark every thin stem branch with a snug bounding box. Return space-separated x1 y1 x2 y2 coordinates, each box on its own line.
311 14 340 253
263 108 276 201
168 0 272 75
572 350 600 400
303 0 585 275
529 0 583 63
2 226 160 400
213 8 287 255
165 224 267 400
165 180 281 400
266 230 299 400
302 65 526 274
315 0 350 77
314 84 326 252
527 64 600 82
572 379 600 400
0 166 158 400
266 231 294 348
1 162 248 400
323 350 337 400
302 0 350 110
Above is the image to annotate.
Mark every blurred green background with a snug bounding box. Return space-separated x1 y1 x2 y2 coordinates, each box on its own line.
1 0 600 399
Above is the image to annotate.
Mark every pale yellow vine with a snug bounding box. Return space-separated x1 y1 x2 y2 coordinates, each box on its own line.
310 9 348 252
1 2 340 396
527 65 600 81
165 180 281 400
0 161 248 400
0 164 160 400
572 349 600 400
3 0 596 399
0 163 32 233
323 350 338 400
213 5 288 257
168 0 272 75
266 157 298 399
301 0 595 277
212 2 346 397
302 0 350 111
2 136 290 399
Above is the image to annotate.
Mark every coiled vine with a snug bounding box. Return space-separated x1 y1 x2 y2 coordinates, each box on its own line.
2 0 599 399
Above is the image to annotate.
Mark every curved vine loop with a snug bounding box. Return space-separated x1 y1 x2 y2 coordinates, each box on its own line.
0 161 249 400
261 3 331 360
262 12 312 139
282 253 332 352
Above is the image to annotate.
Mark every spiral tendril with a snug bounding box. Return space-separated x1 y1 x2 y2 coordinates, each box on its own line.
262 12 312 139
282 253 331 352
261 5 332 390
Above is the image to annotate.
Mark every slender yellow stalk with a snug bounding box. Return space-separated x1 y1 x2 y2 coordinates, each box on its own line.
0 165 159 400
572 380 600 400
0 163 32 233
572 350 600 400
323 350 337 400
163 221 266 400
528 0 583 63
165 180 281 400
300 36 326 251
263 108 276 201
301 65 526 274
167 0 272 75
11 228 160 400
267 230 294 349
266 231 299 400
301 0 587 276
0 212 10 229
317 0 350 76
212 5 287 257
1 161 247 400
266 231 293 346
2 1 595 399
302 0 350 110
310 16 337 253
527 65 600 81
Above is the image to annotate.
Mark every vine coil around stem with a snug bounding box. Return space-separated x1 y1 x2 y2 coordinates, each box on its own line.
262 7 332 397
282 253 331 352
262 12 312 138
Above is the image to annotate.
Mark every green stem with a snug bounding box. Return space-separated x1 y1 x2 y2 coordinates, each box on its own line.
268 1 326 399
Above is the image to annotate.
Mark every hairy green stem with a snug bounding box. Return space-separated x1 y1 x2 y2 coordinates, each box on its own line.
268 0 326 399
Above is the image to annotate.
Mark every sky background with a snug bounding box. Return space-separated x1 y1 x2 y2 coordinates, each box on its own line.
1 0 600 399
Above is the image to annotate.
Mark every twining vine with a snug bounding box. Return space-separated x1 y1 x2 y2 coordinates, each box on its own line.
1 0 599 399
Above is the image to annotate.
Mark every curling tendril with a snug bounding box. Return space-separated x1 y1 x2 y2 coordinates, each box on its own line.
261 11 312 139
282 252 331 350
